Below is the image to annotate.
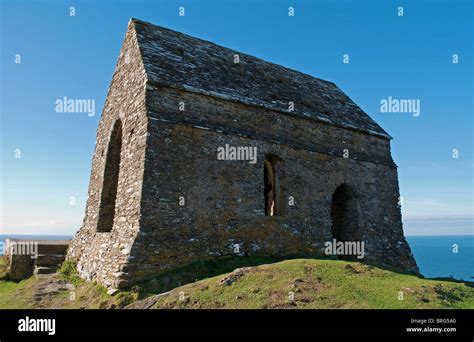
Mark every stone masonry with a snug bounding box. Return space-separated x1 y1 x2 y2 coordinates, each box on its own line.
67 18 419 290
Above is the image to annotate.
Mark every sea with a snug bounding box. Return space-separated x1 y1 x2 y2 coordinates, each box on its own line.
0 234 472 281
406 235 473 281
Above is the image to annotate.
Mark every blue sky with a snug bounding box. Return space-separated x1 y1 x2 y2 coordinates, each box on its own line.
0 0 472 236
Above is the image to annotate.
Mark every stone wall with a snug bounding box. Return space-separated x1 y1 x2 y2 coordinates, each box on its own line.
68 20 418 290
121 86 418 285
67 22 149 289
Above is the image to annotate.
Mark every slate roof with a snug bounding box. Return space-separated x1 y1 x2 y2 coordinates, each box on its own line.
131 18 390 139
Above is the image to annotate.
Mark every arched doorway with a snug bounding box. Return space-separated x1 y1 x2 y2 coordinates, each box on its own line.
97 119 123 232
330 184 361 260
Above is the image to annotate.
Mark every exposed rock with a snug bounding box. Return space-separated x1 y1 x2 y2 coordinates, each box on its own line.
31 277 75 309
107 288 119 296
344 264 363 274
220 267 254 286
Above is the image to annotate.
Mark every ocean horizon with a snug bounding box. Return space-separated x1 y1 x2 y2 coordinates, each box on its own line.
1 234 472 282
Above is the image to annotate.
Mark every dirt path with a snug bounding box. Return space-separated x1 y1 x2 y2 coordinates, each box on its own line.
28 275 75 308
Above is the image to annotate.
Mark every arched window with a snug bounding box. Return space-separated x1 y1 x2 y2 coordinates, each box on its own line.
330 184 361 260
97 119 123 232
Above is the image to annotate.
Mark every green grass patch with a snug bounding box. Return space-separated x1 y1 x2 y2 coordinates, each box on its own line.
1 256 473 309
133 253 330 297
58 260 83 286
140 259 474 309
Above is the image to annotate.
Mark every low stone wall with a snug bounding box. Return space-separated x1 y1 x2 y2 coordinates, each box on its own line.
5 239 70 281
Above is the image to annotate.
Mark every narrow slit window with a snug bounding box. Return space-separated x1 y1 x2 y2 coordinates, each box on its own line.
264 159 276 216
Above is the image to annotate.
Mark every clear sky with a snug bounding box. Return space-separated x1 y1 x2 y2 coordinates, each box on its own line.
0 0 472 236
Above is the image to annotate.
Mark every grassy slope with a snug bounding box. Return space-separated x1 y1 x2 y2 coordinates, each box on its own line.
137 259 474 309
1 257 473 309
0 257 137 309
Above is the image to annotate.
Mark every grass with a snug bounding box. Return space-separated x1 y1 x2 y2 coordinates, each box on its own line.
1 256 473 309
134 259 474 309
58 260 83 286
132 254 318 297
0 256 36 308
0 258 137 309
